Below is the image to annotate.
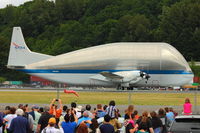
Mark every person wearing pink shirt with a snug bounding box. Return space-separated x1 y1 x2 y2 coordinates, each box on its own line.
183 98 192 115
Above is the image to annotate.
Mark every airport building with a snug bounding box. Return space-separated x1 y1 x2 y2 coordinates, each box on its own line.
30 76 67 87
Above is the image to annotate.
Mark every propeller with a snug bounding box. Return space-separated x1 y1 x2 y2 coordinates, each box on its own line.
140 71 151 83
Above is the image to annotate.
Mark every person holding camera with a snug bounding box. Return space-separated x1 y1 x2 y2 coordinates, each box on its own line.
49 98 63 126
61 109 78 133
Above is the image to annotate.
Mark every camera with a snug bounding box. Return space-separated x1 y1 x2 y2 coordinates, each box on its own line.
55 99 58 101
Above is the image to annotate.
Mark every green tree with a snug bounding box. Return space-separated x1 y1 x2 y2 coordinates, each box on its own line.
158 0 200 60
0 77 6 83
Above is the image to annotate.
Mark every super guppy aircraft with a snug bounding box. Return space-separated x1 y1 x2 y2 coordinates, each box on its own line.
7 27 194 88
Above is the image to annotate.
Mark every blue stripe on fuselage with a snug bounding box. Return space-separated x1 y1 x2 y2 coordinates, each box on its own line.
17 69 193 74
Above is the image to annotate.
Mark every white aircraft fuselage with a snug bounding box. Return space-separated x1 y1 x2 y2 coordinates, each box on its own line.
7 27 194 88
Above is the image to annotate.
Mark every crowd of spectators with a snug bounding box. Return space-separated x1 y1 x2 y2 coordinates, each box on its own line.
0 98 192 133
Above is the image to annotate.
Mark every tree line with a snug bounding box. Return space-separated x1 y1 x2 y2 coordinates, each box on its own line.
0 0 200 82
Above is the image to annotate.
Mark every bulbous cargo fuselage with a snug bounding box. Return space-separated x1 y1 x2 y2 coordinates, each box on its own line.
23 42 193 87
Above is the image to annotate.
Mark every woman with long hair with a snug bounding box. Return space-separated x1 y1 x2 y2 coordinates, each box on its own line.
157 108 169 133
124 105 136 133
150 111 162 133
135 111 154 133
183 98 192 115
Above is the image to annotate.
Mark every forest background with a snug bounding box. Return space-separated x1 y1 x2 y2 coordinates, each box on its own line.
0 0 200 83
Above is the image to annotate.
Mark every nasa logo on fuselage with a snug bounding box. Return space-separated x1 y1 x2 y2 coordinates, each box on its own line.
12 42 25 49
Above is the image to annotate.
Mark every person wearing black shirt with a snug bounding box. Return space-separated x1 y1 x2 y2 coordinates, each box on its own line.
135 111 154 133
150 111 162 133
37 106 53 133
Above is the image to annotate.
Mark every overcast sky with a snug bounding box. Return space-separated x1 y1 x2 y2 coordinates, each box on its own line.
0 0 32 8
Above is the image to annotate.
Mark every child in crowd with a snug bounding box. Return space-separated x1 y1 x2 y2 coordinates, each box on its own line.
183 98 192 115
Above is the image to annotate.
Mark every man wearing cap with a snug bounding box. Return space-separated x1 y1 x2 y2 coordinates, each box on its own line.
41 117 64 133
9 109 29 133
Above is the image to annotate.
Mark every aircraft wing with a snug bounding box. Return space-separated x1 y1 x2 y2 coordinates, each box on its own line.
90 70 150 85
100 71 123 80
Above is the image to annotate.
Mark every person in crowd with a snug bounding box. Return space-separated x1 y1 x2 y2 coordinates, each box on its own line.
29 105 41 133
77 105 83 119
133 110 140 120
157 108 169 133
0 111 3 133
183 98 192 115
135 111 154 133
99 114 115 133
124 105 134 119
2 106 10 133
106 101 117 119
61 110 78 133
89 118 99 133
77 122 88 133
124 105 136 133
41 117 64 133
59 105 68 126
116 108 121 117
37 106 53 133
71 102 82 118
165 107 174 125
3 107 17 133
24 104 29 112
78 111 92 127
18 104 24 109
150 111 162 133
96 104 106 119
106 100 121 132
39 107 44 114
172 108 178 117
62 105 68 117
49 98 63 126
9 109 29 133
22 106 34 132
85 104 94 118
103 105 108 112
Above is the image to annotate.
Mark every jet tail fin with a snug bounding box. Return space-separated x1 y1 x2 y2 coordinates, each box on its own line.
7 27 53 68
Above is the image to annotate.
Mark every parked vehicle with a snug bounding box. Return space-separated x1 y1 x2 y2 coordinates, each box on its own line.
168 115 200 133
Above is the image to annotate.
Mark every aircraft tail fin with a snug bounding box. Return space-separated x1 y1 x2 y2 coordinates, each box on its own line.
7 27 53 68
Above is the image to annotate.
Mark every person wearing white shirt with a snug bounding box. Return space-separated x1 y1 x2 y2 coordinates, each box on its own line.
3 107 17 132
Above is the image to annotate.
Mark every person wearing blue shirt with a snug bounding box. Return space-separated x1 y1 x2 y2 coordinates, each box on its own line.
77 111 92 127
165 107 175 125
9 109 29 133
62 111 77 133
96 104 106 118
